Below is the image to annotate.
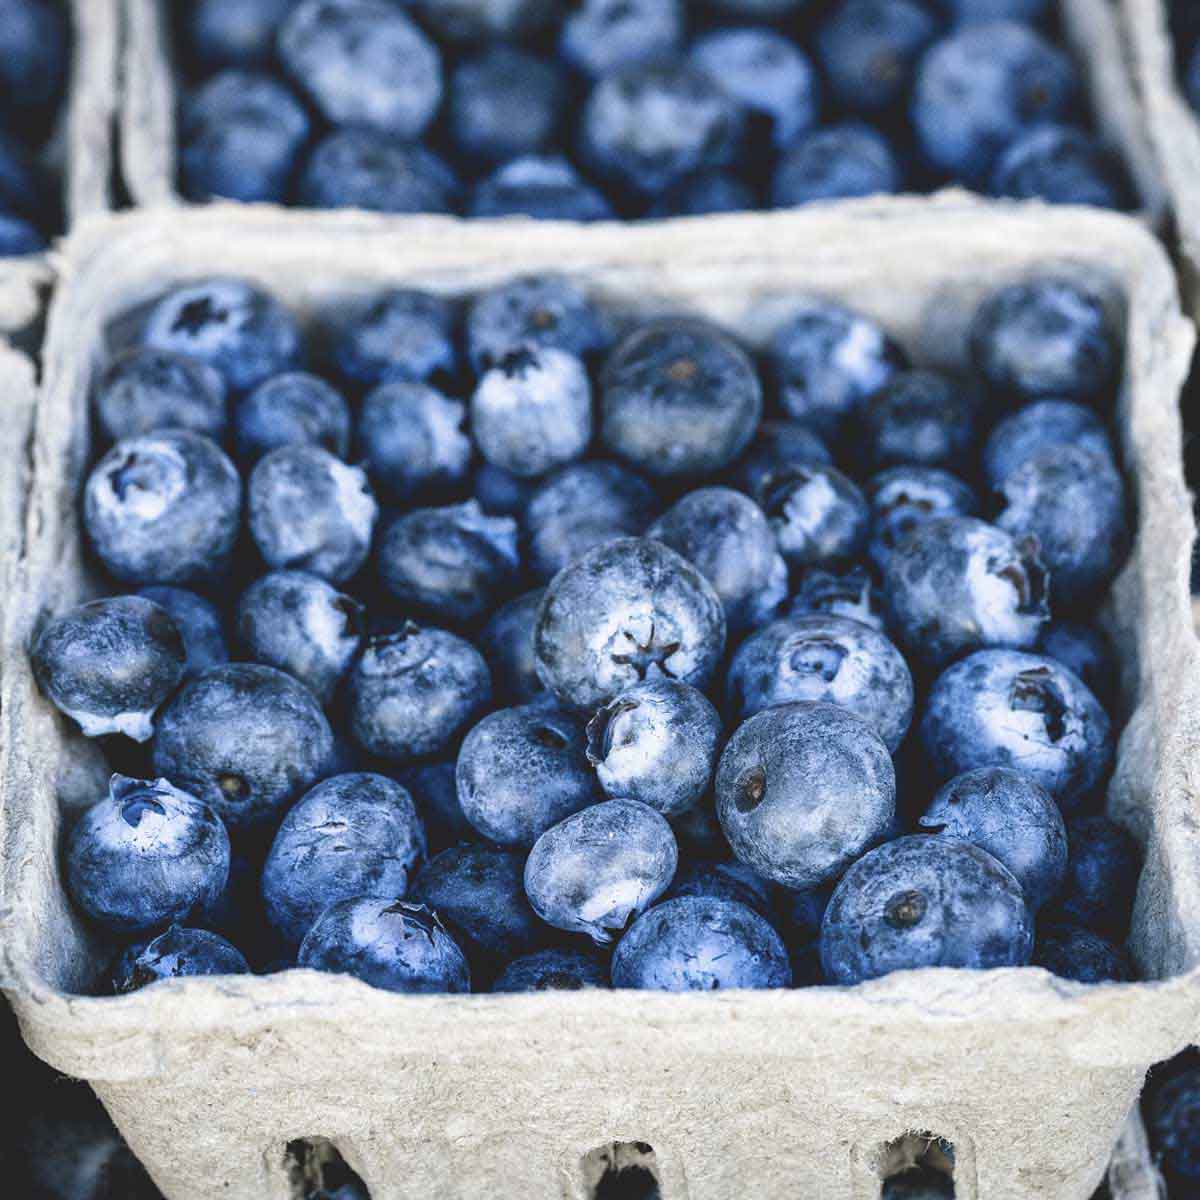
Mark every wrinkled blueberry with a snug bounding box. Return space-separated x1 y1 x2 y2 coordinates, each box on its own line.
470 155 615 222
112 925 248 993
492 947 609 993
235 371 350 464
861 370 976 471
450 47 562 163
772 124 902 207
731 420 831 499
787 563 885 631
1032 923 1131 983
137 586 229 681
757 463 870 569
94 348 227 444
480 588 546 704
990 125 1133 210
1050 814 1140 937
332 289 457 390
560 0 683 79
982 399 1114 489
866 465 978 572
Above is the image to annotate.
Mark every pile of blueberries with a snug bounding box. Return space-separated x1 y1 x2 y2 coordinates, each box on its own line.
176 0 1135 219
33 268 1142 998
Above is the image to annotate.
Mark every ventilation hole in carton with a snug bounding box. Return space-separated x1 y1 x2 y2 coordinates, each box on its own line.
581 1141 662 1200
877 1133 955 1198
284 1138 370 1199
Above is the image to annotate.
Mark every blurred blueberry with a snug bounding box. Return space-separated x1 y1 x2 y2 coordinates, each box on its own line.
861 370 976 471
470 155 615 222
1032 923 1131 983
883 1167 955 1200
663 859 775 919
450 47 562 163
772 124 902 207
400 760 473 853
480 588 546 704
113 925 248 993
982 399 1114 490
1038 620 1116 707
413 0 555 42
492 947 609 993
0 212 44 255
757 463 870 569
990 125 1134 209
866 465 978 572
331 289 457 390
709 0 809 15
1145 1067 1200 1181
93 348 227 444
560 0 683 79
235 371 350 463
137 586 229 681
647 169 757 218
0 0 67 115
787 563 885 631
731 420 831 498
944 0 1049 18
1050 814 1140 937
186 0 298 69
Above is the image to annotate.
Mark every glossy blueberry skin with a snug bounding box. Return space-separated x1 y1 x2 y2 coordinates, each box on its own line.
480 588 546 704
757 463 870 570
647 169 757 219
601 318 761 479
0 0 67 115
492 947 609 993
990 125 1133 210
180 70 311 204
154 663 334 831
524 461 658 582
820 835 1034 985
1038 620 1116 706
728 615 913 753
1051 814 1140 938
66 775 230 936
982 400 1113 489
378 501 518 626
235 372 350 464
186 0 297 69
332 289 457 390
787 564 885 631
884 516 1048 671
94 348 227 444
586 679 721 817
772 124 902 208
298 898 470 995
450 47 562 163
85 431 242 587
1032 923 1131 983
456 703 599 847
137 586 229 681
249 445 377 584
663 859 775 920
861 371 976 471
32 596 185 741
918 767 1067 911
525 799 678 944
534 537 726 712
731 420 831 499
262 772 425 950
560 0 683 79
112 925 249 994
866 465 978 572
470 155 614 223
612 896 791 991
347 624 491 763
279 0 441 139
1146 1069 1200 1181
969 275 1117 405
769 300 904 440
414 0 555 42
142 278 300 395
920 650 1113 811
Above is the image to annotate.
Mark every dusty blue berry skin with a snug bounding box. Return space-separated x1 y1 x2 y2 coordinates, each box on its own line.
586 679 721 817
524 461 658 582
85 431 242 587
969 276 1117 405
731 420 831 499
772 124 902 207
0 0 67 115
982 400 1113 489
664 859 775 920
332 289 457 390
492 948 609 993
249 445 377 584
279 0 441 139
787 564 885 631
66 775 231 936
1032 923 1131 983
717 702 896 890
820 835 1034 985
450 47 562 163
262 772 425 950
112 925 249 994
1038 620 1116 706
347 624 492 763
456 703 599 847
861 371 976 471
612 896 791 991
649 487 786 633
154 663 334 831
138 586 229 681
1146 1069 1200 1181
884 516 1048 671
470 156 614 222
180 70 311 204
186 0 297 69
32 596 185 742
918 767 1067 912
1050 814 1140 938
990 125 1133 210
400 760 472 853
94 348 228 444
560 0 682 79
414 0 555 42
525 799 679 944
912 23 1079 186
995 446 1128 609
480 588 547 705
647 169 756 218
142 278 300 395
601 318 761 479
727 615 913 753
866 466 978 572
237 571 363 705
534 537 726 712
298 898 470 995
378 501 518 627
757 463 870 570
235 372 350 464
920 650 1113 812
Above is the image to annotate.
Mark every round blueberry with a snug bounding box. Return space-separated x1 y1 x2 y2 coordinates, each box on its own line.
450 46 562 163
137 586 229 681
786 563 885 631
1145 1069 1200 1181
112 926 249 994
186 0 297 69
861 370 976 471
772 124 902 207
731 420 832 500
93 348 228 444
990 125 1133 210
492 948 609 993
1032 923 1131 983
470 155 615 223
480 588 547 704
0 213 45 256
235 371 350 464
0 0 67 114
757 463 870 569
646 169 757 219
663 859 776 920
866 465 978 572
331 289 457 390
1038 620 1116 706
1051 814 1139 937
982 400 1114 490
560 0 683 80
413 0 555 42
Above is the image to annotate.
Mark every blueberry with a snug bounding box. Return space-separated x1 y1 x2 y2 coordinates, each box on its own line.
560 0 683 79
154 663 334 831
137 586 229 681
709 0 808 13
180 70 311 204
84 431 242 586
332 289 457 390
186 0 298 69
990 125 1133 209
786 563 885 631
731 420 831 498
917 767 1067 911
524 799 678 943
413 0 554 42
612 896 791 991
757 463 870 569
456 702 600 846
820 835 1034 984
298 898 470 994
470 155 615 222
66 775 230 936
378 500 518 626
866 465 978 572
586 679 721 816
32 596 185 741
523 461 658 581
772 124 902 207
235 371 350 464
1050 814 1139 937
279 0 441 138
646 169 757 218
249 445 377 584
912 23 1079 185
347 623 491 762
669 796 730 861
663 859 776 919
716 702 895 889
0 213 44 255
142 278 300 395
727 615 913 752
112 925 249 993
1038 619 1116 706
533 537 726 712
769 299 905 439
920 649 1113 810
0 0 67 115
969 275 1117 405
1032 923 1131 983
1146 1068 1200 1181
882 1167 956 1200
450 47 563 163
400 759 473 853
601 318 761 478
262 772 425 950
944 0 1050 22
861 370 976 471
492 947 609 993
93 348 228 444
982 400 1113 490
884 516 1048 670
480 588 547 704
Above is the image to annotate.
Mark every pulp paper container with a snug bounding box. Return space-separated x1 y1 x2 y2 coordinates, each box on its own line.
1 198 1198 1200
